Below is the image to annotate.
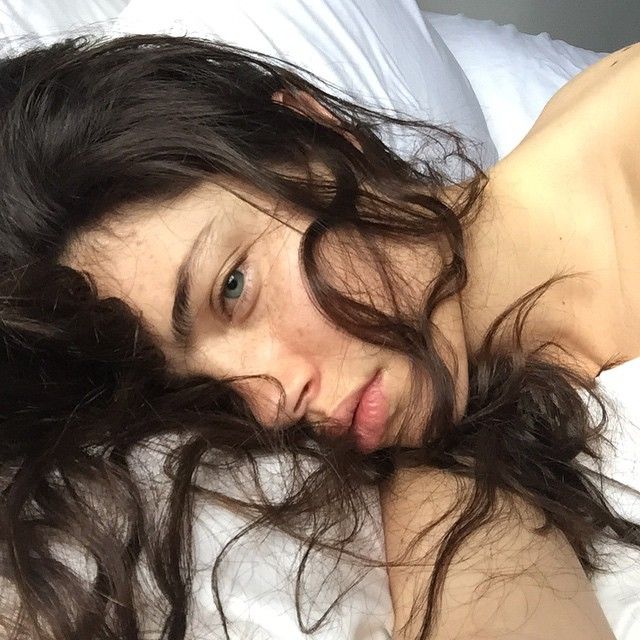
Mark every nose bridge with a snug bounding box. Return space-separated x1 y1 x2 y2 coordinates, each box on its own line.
212 330 318 430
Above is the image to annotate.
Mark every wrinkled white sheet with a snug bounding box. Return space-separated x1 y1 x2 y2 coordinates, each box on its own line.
426 11 606 159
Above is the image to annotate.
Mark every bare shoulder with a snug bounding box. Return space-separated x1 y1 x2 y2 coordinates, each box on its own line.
527 42 640 138
489 42 640 183
380 467 615 640
510 42 640 188
487 41 640 244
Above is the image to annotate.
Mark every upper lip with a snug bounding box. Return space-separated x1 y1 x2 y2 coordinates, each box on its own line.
328 371 378 429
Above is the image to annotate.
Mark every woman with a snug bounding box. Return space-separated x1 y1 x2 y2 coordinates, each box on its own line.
0 33 638 640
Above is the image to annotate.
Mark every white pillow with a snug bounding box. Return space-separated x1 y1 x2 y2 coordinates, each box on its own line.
425 11 606 159
112 0 498 173
0 0 129 46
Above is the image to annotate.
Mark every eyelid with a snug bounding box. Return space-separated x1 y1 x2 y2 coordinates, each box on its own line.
213 253 254 321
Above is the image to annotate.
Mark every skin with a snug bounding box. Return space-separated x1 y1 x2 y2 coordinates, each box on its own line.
383 42 640 639
65 51 640 448
65 177 467 447
64 43 640 639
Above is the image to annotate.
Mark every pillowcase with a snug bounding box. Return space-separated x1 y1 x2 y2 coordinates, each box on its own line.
0 0 129 46
112 0 498 172
425 11 606 159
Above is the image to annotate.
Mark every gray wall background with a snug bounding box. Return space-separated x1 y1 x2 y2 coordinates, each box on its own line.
417 0 640 53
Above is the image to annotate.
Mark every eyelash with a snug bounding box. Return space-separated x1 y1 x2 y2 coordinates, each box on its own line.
215 254 252 320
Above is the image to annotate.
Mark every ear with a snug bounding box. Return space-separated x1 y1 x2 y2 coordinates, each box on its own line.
272 89 362 151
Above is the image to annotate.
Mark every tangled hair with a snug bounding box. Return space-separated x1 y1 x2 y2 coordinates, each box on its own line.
0 34 639 640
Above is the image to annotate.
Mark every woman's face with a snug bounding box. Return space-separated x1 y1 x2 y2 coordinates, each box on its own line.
65 179 469 451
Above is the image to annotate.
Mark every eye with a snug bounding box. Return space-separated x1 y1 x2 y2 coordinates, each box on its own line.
216 255 253 320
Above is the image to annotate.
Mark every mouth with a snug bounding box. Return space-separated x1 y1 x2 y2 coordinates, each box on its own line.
349 369 389 452
325 369 390 452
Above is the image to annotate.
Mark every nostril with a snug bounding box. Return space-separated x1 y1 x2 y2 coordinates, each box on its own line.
293 381 311 420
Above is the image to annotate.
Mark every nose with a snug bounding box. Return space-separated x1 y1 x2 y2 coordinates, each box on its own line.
233 361 320 431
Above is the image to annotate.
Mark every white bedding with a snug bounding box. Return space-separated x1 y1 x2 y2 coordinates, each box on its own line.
1 2 638 638
0 0 127 44
425 10 607 159
581 360 640 639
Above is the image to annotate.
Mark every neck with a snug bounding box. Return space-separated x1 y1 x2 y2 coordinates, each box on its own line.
455 164 623 379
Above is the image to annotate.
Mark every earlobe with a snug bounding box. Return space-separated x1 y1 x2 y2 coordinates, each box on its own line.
272 89 362 151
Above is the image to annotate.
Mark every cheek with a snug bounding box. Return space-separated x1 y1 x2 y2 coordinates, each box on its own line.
429 294 470 420
265 246 329 340
262 231 365 359
308 226 438 322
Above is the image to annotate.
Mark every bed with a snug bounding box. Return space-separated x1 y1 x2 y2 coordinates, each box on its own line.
1 2 636 639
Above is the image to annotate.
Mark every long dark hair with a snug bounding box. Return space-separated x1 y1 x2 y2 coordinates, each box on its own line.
0 34 638 640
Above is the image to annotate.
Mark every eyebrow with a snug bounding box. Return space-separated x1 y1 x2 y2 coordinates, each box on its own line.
171 220 217 348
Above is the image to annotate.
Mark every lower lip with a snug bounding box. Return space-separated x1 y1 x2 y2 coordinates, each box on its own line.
351 370 389 452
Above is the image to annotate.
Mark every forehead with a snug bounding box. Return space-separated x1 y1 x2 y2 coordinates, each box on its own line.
63 181 265 345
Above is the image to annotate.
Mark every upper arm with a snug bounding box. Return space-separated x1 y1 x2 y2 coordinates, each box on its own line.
380 468 616 640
